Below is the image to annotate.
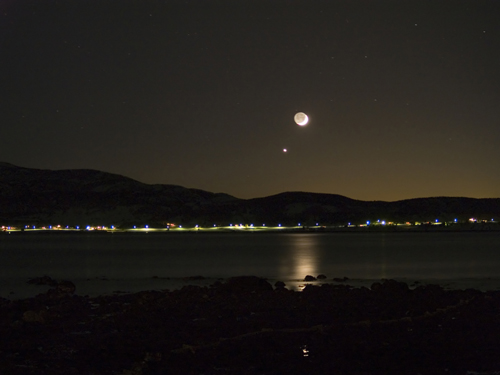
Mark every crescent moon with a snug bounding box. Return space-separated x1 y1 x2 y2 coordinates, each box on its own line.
297 114 308 125
294 112 309 126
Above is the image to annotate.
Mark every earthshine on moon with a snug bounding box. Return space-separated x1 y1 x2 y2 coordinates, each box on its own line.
294 112 309 126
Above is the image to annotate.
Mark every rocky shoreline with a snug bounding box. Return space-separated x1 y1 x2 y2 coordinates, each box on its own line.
1 276 500 375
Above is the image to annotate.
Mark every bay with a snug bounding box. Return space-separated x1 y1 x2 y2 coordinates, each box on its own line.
1 231 500 298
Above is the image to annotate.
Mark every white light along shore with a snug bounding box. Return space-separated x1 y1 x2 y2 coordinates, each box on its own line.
2 219 499 234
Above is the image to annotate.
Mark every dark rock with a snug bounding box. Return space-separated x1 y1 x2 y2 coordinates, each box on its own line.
371 279 409 295
57 280 76 294
333 276 349 282
316 274 327 279
304 275 316 281
221 276 273 293
2 279 500 375
22 310 48 323
302 284 320 293
27 276 57 286
274 281 286 290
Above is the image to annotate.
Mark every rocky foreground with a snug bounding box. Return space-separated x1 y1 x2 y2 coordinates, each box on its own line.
1 277 500 375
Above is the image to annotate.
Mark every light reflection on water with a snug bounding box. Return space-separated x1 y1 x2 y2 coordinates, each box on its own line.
280 234 320 280
2 232 500 296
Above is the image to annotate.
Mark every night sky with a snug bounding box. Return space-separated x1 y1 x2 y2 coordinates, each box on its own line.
2 0 499 201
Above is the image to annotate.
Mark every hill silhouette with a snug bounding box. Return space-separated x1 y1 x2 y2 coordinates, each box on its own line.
1 163 499 227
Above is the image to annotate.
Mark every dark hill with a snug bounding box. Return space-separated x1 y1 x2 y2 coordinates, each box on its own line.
0 163 237 226
1 163 499 226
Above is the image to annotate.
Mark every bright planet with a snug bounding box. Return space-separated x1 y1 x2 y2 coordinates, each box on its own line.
294 112 309 126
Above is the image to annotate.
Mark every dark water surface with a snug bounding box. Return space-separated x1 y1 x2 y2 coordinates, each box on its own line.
1 231 500 297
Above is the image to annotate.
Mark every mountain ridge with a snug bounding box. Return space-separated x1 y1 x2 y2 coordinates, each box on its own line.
1 163 499 226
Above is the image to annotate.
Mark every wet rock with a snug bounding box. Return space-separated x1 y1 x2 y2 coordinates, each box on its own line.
57 280 76 294
27 276 57 286
316 274 327 279
4 277 500 375
274 281 287 291
221 276 273 293
302 284 321 294
304 275 316 281
333 276 349 282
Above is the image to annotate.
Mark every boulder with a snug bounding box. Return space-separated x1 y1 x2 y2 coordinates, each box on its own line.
371 279 409 295
57 280 76 294
274 281 287 291
221 276 273 293
27 276 57 286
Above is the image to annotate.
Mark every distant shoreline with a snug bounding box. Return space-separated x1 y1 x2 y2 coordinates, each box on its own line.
2 224 500 235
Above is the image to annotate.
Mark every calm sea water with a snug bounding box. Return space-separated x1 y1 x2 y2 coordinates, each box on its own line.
1 231 500 297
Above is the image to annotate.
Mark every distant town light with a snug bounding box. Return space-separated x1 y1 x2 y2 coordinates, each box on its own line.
367 221 370 225
278 224 281 227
